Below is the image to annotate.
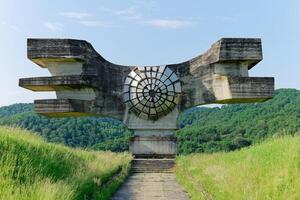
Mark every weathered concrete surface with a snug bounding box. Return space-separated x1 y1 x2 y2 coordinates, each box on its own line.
19 38 274 118
111 173 189 200
19 75 97 91
19 37 275 158
130 137 177 158
132 159 175 173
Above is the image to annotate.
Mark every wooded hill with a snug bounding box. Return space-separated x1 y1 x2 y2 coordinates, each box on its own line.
0 89 299 154
0 104 132 152
176 88 300 154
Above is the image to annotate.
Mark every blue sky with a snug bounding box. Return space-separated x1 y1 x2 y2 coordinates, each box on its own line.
0 0 299 106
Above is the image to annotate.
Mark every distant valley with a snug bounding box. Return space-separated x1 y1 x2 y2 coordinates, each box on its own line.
0 88 299 154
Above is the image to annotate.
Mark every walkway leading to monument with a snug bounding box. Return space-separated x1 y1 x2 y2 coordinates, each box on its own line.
20 38 274 200
111 173 189 200
111 159 190 200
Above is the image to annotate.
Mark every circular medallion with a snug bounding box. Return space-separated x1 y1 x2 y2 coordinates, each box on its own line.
123 66 181 120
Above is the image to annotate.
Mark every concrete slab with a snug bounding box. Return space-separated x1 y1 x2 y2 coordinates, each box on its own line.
20 38 274 158
111 173 190 200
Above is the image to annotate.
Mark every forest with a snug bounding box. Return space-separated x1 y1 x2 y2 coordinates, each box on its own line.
0 88 299 154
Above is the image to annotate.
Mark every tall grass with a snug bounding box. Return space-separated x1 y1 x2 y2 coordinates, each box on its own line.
175 135 300 200
0 126 132 200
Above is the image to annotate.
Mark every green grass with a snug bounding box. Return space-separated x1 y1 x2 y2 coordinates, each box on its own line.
0 126 132 200
175 134 300 200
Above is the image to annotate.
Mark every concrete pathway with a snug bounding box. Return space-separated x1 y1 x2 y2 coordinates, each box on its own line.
111 173 190 200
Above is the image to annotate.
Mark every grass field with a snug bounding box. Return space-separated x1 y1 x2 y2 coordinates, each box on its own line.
0 126 132 200
175 134 300 200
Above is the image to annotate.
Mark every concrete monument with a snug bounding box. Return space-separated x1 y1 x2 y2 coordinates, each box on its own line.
19 38 274 159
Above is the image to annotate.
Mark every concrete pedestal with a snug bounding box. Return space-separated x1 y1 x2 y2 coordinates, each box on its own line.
129 136 176 158
125 109 179 158
19 38 274 161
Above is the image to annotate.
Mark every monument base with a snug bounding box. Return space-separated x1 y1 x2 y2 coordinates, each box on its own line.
129 136 176 158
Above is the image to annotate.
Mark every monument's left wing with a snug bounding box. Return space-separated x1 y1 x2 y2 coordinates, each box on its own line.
19 39 130 119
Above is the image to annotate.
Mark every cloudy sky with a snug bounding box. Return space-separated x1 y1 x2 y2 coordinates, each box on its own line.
0 0 299 106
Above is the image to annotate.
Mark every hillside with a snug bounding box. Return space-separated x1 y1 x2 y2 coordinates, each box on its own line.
175 135 300 200
0 104 133 151
0 126 132 200
176 88 300 154
0 88 299 154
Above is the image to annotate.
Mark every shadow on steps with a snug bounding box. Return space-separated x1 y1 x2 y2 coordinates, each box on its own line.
131 159 175 173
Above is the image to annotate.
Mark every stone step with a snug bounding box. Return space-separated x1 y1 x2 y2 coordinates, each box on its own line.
131 159 175 173
132 169 173 173
111 173 190 200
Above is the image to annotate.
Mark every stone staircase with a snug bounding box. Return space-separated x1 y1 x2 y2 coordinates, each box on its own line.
131 159 175 173
111 158 190 199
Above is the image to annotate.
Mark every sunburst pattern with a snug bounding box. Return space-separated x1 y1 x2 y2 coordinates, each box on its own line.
123 66 181 120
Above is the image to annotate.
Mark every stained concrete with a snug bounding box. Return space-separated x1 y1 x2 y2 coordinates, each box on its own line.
20 38 274 119
19 37 274 158
130 137 177 157
111 173 190 200
19 38 275 199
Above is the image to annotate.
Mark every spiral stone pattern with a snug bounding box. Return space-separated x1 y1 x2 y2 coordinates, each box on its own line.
123 66 181 120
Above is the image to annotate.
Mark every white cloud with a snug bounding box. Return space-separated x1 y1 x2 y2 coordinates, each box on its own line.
116 7 140 19
221 16 239 23
60 12 90 19
102 6 141 20
79 20 106 27
132 0 156 7
9 25 21 32
44 22 63 32
99 5 193 30
145 19 192 29
1 21 21 32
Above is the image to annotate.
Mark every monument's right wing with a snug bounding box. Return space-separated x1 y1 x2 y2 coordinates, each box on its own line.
168 38 274 111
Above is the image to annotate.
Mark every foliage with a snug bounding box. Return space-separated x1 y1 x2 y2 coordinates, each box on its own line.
176 88 300 154
0 89 299 154
0 105 133 151
175 134 300 200
0 126 132 200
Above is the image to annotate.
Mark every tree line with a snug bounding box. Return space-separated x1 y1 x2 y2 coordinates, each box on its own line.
0 89 299 154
